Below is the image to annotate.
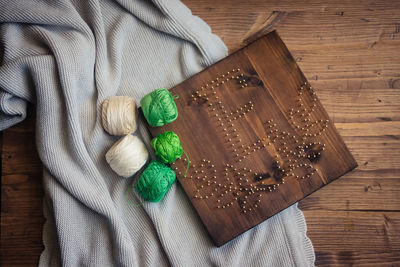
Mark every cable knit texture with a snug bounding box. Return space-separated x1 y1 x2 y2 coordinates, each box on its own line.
0 0 315 266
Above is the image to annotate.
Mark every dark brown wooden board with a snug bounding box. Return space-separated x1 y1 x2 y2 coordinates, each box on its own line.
146 31 357 246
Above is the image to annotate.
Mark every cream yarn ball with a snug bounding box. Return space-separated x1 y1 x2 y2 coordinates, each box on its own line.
105 135 149 177
102 96 138 136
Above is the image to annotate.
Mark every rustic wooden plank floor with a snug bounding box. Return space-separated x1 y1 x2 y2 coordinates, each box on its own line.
1 0 400 266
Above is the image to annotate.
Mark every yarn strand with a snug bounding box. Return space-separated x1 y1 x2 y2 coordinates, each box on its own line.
178 149 190 180
126 185 143 207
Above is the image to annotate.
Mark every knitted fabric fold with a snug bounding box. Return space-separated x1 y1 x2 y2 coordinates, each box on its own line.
0 0 315 266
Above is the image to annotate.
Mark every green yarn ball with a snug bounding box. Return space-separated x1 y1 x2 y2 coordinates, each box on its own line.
136 160 176 202
151 131 183 164
140 88 178 127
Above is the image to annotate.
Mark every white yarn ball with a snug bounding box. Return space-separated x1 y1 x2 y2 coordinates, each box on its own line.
102 96 138 136
105 135 149 178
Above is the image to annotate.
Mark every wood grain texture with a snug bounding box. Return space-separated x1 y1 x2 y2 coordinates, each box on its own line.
1 0 400 265
146 31 357 246
1 107 44 266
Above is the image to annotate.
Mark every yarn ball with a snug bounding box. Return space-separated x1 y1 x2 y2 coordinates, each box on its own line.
105 135 148 178
151 131 183 164
140 88 178 127
136 160 176 202
102 96 138 135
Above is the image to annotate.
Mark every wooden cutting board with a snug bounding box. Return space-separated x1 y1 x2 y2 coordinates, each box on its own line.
143 30 357 246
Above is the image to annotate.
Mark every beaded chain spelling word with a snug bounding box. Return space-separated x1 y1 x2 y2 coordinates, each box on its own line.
172 69 329 213
189 69 262 162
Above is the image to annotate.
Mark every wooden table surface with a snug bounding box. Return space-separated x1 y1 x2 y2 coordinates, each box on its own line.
1 0 400 266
